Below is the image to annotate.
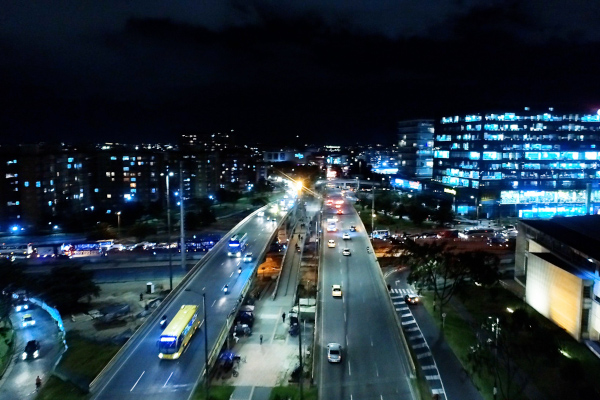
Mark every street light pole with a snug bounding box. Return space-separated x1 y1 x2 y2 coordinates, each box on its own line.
179 161 186 271
116 211 121 238
166 170 174 291
492 316 499 400
203 292 209 399
371 185 375 236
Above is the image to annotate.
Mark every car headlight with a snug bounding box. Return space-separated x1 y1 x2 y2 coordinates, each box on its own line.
32 321 35 325
158 353 164 359
22 323 26 327
22 352 27 360
33 350 39 358
16 306 21 312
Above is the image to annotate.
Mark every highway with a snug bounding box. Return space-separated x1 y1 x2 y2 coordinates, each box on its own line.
318 197 417 400
91 205 287 400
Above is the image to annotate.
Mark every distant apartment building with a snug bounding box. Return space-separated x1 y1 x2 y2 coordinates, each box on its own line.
515 216 600 341
397 119 434 179
432 108 600 218
0 136 261 231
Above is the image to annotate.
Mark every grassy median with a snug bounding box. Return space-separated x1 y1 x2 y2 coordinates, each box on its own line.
38 331 120 399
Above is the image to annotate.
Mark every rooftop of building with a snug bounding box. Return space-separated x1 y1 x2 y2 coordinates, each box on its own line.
521 215 600 273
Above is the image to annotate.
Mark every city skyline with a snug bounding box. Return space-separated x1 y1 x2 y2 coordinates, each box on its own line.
2 1 600 145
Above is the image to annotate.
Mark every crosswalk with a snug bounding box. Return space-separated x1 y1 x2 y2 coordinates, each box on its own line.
391 285 446 400
389 288 415 295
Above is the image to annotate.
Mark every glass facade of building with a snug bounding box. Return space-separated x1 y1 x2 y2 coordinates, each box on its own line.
433 109 600 218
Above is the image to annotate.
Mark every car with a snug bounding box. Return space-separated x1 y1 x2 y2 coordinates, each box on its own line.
337 209 343 215
243 253 253 262
327 343 342 363
342 232 350 240
349 226 356 232
327 240 336 248
22 340 40 360
257 211 265 217
342 248 351 256
332 284 342 297
22 314 36 327
14 300 29 312
405 294 419 304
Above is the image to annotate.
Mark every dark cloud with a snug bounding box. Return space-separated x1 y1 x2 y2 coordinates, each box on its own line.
1 1 600 146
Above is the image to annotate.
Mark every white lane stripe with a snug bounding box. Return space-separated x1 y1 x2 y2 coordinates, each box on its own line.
163 372 173 387
421 365 437 370
130 371 145 392
425 375 441 380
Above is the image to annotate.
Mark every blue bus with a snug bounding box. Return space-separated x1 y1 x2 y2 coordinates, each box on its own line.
228 233 249 257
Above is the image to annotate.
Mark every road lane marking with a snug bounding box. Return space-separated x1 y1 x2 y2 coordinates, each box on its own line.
375 363 379 377
344 312 346 322
229 272 234 277
211 300 217 307
163 372 173 387
371 336 374 347
348 360 351 376
130 371 145 392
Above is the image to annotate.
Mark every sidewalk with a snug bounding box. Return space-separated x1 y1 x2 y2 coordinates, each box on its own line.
216 204 315 400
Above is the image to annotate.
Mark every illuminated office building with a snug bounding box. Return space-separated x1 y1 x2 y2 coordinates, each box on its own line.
433 108 600 218
397 119 434 179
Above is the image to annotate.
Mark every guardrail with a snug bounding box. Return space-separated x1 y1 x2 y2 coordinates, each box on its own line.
89 204 271 393
272 221 297 300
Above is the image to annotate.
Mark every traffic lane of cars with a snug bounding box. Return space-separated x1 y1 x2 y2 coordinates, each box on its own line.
322 207 415 400
5 305 62 399
319 225 347 400
93 213 278 400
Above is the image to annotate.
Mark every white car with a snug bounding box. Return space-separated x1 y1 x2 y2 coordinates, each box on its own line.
342 248 351 256
327 240 336 248
342 232 350 240
243 253 253 262
22 314 35 327
257 211 265 217
332 284 342 297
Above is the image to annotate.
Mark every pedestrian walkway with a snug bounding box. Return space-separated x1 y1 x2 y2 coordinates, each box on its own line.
219 203 316 400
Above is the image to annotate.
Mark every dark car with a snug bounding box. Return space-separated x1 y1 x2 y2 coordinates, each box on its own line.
349 226 356 232
405 294 419 304
22 340 40 360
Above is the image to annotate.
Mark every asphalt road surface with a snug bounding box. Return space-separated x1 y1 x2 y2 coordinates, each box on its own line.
318 198 416 400
0 304 63 399
91 205 286 400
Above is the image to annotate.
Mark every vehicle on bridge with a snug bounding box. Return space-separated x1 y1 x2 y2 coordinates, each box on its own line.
158 305 201 360
327 240 336 248
22 314 35 327
342 248 351 256
228 233 249 257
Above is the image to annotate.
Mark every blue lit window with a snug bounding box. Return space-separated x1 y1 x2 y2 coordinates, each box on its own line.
585 152 598 160
48 201 52 206
111 156 117 160
36 181 40 187
131 178 136 182
95 188 99 192
68 158 74 162
468 152 480 160
123 156 130 161
68 164 72 169
24 181 29 187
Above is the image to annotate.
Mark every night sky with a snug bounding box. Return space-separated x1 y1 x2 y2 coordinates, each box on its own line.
2 1 600 146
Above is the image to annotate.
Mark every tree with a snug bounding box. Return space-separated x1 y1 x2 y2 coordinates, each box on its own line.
216 188 241 204
468 309 559 400
0 260 26 327
37 266 100 314
401 240 499 316
87 222 116 240
406 202 429 226
431 200 455 226
128 222 156 241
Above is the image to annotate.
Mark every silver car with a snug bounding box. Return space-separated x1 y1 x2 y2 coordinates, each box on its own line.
327 343 342 363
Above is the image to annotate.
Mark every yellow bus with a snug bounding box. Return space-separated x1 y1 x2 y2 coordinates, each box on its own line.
158 305 201 360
